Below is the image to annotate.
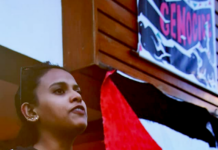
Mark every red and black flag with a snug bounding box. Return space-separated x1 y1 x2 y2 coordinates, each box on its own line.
100 71 218 150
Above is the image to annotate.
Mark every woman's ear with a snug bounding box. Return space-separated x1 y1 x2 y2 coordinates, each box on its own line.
21 102 39 122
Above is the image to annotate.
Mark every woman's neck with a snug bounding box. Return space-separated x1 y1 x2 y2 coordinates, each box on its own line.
33 129 76 150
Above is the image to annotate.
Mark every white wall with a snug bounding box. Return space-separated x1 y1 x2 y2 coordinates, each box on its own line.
0 0 63 66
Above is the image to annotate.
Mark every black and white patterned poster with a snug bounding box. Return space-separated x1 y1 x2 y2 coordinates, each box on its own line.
137 0 217 93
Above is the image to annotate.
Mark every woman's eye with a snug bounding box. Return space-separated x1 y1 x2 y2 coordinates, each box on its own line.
54 89 65 95
74 89 82 94
75 90 82 94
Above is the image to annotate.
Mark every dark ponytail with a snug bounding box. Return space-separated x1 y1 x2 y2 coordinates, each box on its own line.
13 122 38 147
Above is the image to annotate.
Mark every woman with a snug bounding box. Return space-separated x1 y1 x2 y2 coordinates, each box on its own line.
13 62 88 150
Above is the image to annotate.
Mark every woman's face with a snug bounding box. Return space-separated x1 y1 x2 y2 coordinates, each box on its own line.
34 68 87 134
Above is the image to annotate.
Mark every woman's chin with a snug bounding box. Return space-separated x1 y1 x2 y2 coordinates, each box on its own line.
72 119 87 131
73 122 87 135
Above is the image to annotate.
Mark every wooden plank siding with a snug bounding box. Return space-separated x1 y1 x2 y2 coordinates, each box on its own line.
62 0 96 71
60 1 218 150
97 0 137 31
96 0 218 112
74 119 104 145
98 52 218 113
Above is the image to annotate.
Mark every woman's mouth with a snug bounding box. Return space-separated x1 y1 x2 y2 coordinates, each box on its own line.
70 105 86 115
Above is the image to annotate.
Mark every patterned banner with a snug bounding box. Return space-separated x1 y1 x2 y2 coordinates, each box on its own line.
137 0 217 93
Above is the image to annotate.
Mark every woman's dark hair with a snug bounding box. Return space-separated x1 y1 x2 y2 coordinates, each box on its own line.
13 62 70 147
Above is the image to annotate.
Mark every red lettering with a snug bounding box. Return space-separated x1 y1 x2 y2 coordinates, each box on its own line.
198 15 201 41
160 2 169 36
202 14 206 39
193 13 198 42
206 14 211 38
159 3 211 46
177 5 186 45
170 3 176 39
186 12 192 45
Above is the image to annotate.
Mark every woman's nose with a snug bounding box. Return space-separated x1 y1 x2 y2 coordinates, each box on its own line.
69 90 82 103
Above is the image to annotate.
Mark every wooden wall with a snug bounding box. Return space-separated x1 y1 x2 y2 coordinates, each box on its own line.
73 119 105 150
62 0 218 149
96 0 218 113
62 1 106 149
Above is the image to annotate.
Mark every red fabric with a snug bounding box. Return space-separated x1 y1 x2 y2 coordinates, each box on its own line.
100 71 162 150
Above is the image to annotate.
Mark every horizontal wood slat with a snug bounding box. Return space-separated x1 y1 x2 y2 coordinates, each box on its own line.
98 52 218 113
113 0 137 14
98 31 218 106
97 0 137 31
98 11 137 49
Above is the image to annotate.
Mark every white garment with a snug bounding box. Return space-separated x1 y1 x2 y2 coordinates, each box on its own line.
139 118 217 150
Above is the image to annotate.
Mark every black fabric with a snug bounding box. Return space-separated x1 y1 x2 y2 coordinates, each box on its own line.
210 115 218 145
110 72 217 147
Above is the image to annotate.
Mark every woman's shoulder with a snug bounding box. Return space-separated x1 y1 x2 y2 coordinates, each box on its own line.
12 146 36 150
